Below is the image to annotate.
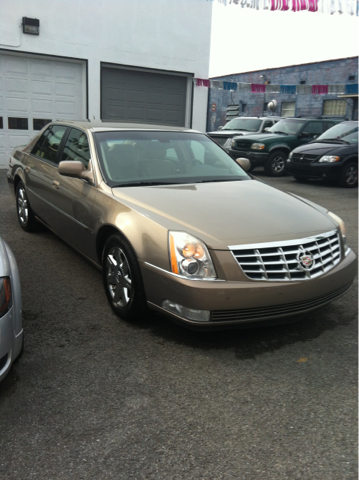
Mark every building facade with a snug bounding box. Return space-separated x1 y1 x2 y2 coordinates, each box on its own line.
207 57 358 132
0 0 212 168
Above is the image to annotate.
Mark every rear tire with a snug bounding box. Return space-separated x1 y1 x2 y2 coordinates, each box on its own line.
102 234 147 321
16 182 37 232
338 162 358 188
264 151 287 177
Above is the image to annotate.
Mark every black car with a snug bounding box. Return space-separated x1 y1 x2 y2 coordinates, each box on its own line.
286 121 358 188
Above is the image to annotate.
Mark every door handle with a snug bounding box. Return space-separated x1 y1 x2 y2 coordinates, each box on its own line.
52 180 60 190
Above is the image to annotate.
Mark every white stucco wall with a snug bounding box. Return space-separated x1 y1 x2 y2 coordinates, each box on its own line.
0 0 212 131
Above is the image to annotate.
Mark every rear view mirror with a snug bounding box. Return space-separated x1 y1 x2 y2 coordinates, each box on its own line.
236 157 251 171
58 160 94 183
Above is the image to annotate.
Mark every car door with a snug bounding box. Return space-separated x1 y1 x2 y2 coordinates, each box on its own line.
51 127 97 259
297 121 325 148
24 124 68 225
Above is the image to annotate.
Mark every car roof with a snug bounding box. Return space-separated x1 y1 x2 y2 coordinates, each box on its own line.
230 116 282 120
50 120 201 134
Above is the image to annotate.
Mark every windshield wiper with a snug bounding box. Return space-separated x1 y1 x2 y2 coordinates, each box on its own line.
196 178 247 184
112 181 179 188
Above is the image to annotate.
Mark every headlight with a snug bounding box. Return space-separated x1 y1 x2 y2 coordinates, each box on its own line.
327 212 349 253
318 156 340 163
0 277 12 318
288 151 293 159
251 143 265 150
169 231 216 279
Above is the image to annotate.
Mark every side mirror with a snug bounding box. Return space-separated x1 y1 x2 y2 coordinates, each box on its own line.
236 157 251 172
264 127 271 132
58 160 94 183
218 126 223 130
300 132 310 138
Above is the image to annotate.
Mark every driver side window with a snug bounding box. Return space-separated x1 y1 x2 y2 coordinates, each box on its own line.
302 122 324 139
61 128 90 168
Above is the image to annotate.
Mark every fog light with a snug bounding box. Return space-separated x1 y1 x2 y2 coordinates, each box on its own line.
161 300 210 322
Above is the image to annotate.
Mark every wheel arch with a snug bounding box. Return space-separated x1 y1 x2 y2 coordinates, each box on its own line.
96 224 134 266
268 145 291 154
13 168 26 194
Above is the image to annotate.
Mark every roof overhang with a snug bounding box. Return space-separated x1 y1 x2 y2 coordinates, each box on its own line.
337 94 358 98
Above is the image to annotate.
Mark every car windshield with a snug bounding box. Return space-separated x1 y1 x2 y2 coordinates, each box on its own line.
315 123 358 144
268 119 306 135
94 131 250 187
222 118 262 131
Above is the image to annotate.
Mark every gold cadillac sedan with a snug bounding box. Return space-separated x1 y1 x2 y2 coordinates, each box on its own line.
7 121 357 328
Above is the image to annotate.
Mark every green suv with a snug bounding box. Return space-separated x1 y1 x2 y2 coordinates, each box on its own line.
228 118 339 176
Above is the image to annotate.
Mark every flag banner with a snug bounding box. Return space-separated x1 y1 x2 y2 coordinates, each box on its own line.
201 0 358 14
194 78 359 95
296 85 313 94
328 84 346 94
266 84 281 93
280 85 296 94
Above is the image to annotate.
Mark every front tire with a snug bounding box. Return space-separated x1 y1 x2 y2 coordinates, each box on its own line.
102 234 147 321
338 162 358 188
16 182 37 232
264 151 287 177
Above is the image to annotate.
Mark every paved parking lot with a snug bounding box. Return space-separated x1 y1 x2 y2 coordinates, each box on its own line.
0 170 357 480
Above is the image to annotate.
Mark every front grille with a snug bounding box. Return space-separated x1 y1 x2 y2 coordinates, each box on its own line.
211 282 352 322
230 230 341 281
292 153 319 165
234 142 250 151
0 353 8 371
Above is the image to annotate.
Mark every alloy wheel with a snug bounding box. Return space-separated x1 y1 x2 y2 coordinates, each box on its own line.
105 247 133 307
17 187 29 226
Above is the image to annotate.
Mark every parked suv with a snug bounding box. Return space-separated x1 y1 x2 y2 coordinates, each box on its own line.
208 116 281 152
228 118 339 176
286 121 358 188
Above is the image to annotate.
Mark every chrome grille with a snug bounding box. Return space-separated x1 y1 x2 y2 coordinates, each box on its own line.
292 153 319 165
229 230 341 281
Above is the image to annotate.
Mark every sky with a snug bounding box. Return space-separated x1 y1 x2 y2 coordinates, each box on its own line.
209 3 359 77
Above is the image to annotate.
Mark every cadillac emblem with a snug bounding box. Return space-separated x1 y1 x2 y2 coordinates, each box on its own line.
297 249 315 271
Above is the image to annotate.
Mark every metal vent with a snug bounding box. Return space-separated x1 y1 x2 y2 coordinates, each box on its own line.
229 230 341 281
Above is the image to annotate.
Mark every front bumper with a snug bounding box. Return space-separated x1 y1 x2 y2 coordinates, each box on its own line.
228 149 269 166
287 160 343 180
140 249 357 328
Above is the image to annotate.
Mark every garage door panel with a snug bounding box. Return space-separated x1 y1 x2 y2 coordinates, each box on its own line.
8 134 31 148
102 66 188 127
6 77 28 94
6 97 29 113
5 58 28 75
0 53 85 168
55 82 76 97
31 99 53 114
31 80 53 95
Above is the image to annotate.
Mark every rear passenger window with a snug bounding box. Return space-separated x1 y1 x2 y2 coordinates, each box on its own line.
61 128 90 168
31 125 67 164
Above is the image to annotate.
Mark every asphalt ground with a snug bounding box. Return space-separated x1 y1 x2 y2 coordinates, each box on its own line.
0 169 357 480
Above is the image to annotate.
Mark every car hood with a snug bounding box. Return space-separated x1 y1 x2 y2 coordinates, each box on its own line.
293 142 351 155
112 180 336 249
235 133 294 143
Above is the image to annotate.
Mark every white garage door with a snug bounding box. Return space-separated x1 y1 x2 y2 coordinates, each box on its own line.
0 52 86 168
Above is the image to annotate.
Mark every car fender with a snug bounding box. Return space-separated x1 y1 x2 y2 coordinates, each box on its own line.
268 144 291 154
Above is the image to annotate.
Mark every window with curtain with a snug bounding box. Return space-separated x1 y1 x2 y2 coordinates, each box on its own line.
281 102 296 117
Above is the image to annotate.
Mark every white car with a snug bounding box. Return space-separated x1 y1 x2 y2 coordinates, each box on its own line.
0 236 23 382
